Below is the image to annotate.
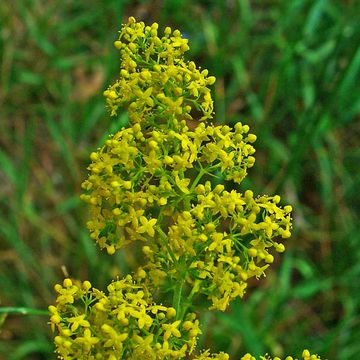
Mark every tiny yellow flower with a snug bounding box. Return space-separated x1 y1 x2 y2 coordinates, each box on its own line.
138 216 157 237
67 314 90 332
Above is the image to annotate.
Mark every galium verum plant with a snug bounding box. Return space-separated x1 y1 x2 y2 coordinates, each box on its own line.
49 17 322 360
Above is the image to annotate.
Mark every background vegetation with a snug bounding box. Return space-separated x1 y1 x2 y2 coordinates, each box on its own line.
0 0 359 359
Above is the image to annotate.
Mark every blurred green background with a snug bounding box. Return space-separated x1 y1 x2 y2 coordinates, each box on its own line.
0 0 359 359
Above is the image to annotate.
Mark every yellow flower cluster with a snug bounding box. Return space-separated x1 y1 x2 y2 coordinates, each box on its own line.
243 351 321 360
79 16 292 314
80 109 291 310
49 277 201 359
80 120 257 255
191 350 321 360
103 16 215 124
50 275 319 360
142 186 292 311
50 17 321 360
194 350 230 359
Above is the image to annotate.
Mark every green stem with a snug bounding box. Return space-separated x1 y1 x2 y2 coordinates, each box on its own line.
179 279 200 318
190 169 205 192
188 279 200 300
173 280 184 320
156 226 177 263
0 307 49 316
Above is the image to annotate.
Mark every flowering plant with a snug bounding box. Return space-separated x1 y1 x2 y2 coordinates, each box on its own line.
49 17 321 360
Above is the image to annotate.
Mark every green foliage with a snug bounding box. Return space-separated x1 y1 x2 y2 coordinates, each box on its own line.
0 1 359 359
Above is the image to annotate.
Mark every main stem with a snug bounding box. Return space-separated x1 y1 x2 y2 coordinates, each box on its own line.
173 280 184 320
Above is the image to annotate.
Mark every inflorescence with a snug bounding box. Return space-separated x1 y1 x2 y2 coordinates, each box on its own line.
49 17 321 360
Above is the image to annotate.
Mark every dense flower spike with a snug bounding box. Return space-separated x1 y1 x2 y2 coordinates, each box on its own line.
104 17 215 124
81 28 291 308
50 17 321 360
